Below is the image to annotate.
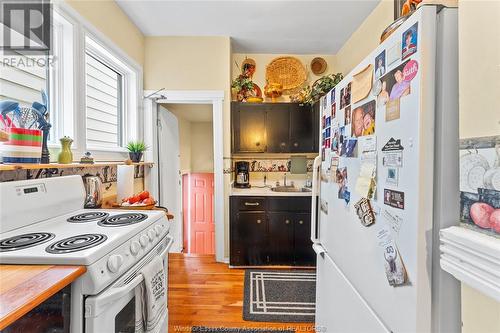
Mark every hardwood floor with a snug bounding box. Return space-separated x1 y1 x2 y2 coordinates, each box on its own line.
168 253 316 332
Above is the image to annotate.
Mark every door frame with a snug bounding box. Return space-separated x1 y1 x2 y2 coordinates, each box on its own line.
143 90 225 262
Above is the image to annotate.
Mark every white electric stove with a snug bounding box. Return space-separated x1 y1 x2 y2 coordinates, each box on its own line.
0 175 172 333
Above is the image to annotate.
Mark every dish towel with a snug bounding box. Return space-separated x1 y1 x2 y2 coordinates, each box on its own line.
139 256 167 333
134 287 145 333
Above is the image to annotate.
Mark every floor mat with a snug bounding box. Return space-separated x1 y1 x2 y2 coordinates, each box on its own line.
243 269 316 323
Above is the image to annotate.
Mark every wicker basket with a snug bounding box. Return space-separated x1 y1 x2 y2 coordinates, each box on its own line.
266 57 307 94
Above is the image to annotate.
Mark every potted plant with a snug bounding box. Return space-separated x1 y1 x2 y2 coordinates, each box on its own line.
126 141 147 162
292 73 343 105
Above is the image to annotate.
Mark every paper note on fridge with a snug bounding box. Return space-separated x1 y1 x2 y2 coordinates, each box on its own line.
376 227 409 286
355 162 376 197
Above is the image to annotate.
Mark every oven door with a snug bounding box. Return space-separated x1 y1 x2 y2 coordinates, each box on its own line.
84 234 173 333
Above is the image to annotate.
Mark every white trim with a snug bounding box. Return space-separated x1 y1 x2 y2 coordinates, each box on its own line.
143 90 225 263
440 226 500 303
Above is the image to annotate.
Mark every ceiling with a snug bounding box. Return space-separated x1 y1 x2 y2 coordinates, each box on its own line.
162 104 213 122
116 0 380 54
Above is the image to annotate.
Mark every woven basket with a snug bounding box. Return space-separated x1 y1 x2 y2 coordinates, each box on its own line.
266 57 307 94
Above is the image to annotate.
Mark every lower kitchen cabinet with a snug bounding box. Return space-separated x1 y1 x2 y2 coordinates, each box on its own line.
231 211 268 266
230 196 316 267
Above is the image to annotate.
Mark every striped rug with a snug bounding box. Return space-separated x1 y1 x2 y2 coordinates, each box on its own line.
243 270 316 323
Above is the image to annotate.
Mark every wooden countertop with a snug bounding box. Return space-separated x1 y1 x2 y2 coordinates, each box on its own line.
0 161 153 172
0 265 86 330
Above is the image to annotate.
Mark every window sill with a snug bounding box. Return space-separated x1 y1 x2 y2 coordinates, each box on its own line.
0 161 153 172
440 226 500 302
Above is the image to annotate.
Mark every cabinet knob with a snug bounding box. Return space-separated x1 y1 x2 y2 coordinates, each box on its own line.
256 219 262 224
255 142 260 147
294 142 299 147
299 220 304 225
280 142 286 147
285 219 290 224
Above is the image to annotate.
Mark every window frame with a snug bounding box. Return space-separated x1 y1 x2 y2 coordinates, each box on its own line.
50 3 143 161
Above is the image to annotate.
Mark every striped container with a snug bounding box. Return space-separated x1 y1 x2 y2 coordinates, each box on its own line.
0 128 42 164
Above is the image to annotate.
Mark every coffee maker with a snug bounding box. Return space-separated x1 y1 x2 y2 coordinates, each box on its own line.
234 161 250 188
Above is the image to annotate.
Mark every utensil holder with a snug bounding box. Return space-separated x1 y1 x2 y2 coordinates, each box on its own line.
0 127 42 164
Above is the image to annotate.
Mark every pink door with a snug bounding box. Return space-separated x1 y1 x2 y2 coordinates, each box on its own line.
182 173 215 254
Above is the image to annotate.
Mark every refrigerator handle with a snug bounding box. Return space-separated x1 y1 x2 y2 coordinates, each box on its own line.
310 155 321 243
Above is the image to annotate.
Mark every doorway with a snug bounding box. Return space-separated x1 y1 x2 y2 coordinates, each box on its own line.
157 103 215 254
143 90 224 261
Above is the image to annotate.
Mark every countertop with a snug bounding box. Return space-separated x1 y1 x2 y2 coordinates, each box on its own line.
0 265 86 330
230 186 313 197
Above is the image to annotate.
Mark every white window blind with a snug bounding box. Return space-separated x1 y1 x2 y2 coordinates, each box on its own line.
85 53 123 149
0 51 48 107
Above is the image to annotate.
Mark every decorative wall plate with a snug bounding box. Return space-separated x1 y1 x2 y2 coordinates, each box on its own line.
266 56 306 94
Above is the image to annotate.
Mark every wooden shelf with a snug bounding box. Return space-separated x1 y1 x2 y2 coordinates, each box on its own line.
0 161 153 172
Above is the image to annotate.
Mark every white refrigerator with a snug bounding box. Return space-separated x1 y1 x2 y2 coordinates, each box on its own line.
311 5 461 333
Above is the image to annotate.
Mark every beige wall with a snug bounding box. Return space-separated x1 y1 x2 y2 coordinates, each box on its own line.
461 284 500 333
333 0 394 75
177 119 214 174
459 1 500 331
191 122 214 173
458 0 500 138
65 0 145 66
232 53 336 102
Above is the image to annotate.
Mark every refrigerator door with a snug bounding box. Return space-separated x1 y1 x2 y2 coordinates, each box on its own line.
315 6 456 332
316 252 389 333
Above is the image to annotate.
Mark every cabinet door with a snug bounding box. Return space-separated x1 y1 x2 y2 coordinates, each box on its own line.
232 103 266 153
268 212 294 265
266 106 290 153
290 104 314 153
293 213 316 266
231 211 268 266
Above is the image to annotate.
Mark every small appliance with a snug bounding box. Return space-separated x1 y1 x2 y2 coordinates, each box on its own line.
82 174 103 208
234 161 250 188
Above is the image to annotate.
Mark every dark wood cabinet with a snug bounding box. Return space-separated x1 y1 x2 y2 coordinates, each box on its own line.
290 104 314 153
230 196 316 267
232 103 267 153
266 106 290 153
231 211 268 266
231 102 318 154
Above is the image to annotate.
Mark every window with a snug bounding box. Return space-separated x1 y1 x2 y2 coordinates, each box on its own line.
85 52 123 149
1 3 141 159
84 35 139 152
0 9 74 145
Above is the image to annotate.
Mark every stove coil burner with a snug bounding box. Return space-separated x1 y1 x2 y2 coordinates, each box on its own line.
98 213 148 227
0 233 56 252
67 212 109 223
46 234 107 254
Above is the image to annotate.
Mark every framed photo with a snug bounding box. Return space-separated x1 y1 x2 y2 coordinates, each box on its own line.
402 22 418 60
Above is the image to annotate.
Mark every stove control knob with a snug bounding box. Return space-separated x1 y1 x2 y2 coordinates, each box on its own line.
148 229 156 241
130 241 140 255
140 235 149 247
107 255 123 273
154 225 163 235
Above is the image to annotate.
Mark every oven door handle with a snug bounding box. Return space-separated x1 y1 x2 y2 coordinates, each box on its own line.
85 235 174 318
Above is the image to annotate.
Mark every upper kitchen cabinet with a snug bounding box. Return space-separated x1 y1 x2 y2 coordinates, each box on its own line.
232 103 267 153
231 102 318 154
266 106 290 153
290 103 318 153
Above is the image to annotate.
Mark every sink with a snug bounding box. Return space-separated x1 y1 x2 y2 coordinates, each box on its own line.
271 186 312 193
